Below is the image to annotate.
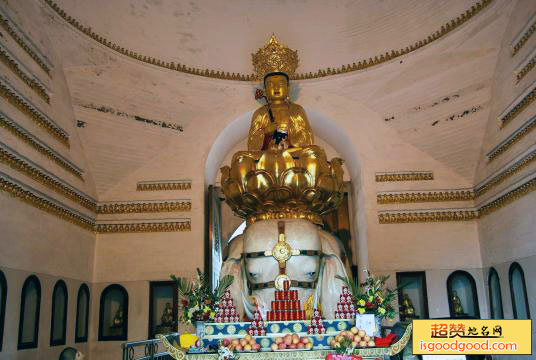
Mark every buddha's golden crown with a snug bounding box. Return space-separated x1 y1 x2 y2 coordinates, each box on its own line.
220 148 345 225
252 35 299 80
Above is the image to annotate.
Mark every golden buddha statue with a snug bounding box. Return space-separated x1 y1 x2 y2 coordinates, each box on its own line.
451 291 464 315
401 294 416 319
161 302 173 326
221 36 344 225
112 305 124 327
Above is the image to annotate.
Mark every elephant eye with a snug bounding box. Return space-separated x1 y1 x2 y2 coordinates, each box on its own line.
307 271 316 278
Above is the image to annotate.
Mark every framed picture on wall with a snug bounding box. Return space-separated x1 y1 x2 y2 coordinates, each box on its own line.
396 271 429 321
148 281 178 339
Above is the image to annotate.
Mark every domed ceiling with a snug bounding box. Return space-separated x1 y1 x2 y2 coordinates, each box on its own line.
54 0 481 75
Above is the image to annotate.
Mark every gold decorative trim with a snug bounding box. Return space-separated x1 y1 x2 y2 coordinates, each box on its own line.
511 15 536 57
375 171 434 182
43 0 492 81
515 50 536 83
96 200 191 214
0 10 52 75
377 189 474 204
488 115 536 161
378 209 479 224
0 112 83 178
0 172 94 230
94 220 191 233
136 180 191 191
478 176 536 217
0 142 95 210
499 85 535 128
0 44 49 102
476 148 536 197
0 77 69 146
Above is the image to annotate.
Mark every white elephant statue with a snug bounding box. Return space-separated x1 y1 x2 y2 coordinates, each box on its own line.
220 219 349 320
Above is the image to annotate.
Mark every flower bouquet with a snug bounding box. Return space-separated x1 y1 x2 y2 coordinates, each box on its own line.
171 269 234 325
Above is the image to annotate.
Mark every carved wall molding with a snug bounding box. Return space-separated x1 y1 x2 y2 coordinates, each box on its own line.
478 175 536 217
498 81 536 128
0 142 94 211
476 147 536 197
0 43 50 102
94 220 191 233
0 112 83 178
511 13 536 57
43 0 492 81
0 76 69 146
375 171 433 182
96 200 191 214
377 189 473 204
487 115 536 161
0 171 94 230
515 47 536 83
378 208 479 224
136 180 191 191
0 7 52 75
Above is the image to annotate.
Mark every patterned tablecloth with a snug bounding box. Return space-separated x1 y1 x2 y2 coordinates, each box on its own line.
158 323 412 360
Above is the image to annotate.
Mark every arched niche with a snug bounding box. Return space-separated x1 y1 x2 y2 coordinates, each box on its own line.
446 270 480 318
75 284 90 343
0 271 6 351
509 262 530 319
98 284 128 341
488 267 503 319
18 275 41 349
50 280 68 346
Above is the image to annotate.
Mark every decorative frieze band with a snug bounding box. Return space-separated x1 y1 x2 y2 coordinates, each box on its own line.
487 115 536 161
0 142 94 211
375 171 434 182
0 8 52 75
0 171 94 230
478 175 536 217
96 200 191 214
476 147 536 197
511 13 536 57
377 189 474 204
136 180 191 191
94 219 191 233
498 82 535 128
0 76 69 146
378 208 479 224
379 175 535 223
44 0 492 81
0 112 83 178
0 43 49 102
515 47 536 83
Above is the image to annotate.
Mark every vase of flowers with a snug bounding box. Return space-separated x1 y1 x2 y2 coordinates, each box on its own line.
337 271 398 337
171 268 233 337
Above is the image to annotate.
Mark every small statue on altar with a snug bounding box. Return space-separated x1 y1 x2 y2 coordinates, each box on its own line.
161 302 173 326
451 291 464 315
112 305 124 327
400 294 416 319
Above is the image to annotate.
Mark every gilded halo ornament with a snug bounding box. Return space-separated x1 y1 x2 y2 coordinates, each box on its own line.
251 35 299 79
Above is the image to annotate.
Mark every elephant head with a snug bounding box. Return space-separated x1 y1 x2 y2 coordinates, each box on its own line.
220 219 348 319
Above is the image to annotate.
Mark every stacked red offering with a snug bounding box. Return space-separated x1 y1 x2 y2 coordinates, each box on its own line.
214 289 239 323
307 308 325 334
266 280 306 321
247 308 266 336
334 286 355 320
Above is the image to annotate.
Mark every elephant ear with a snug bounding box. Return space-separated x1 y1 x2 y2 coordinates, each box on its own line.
220 235 248 318
317 230 348 318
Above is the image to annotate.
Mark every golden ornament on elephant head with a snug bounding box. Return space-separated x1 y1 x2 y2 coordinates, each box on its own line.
221 35 345 225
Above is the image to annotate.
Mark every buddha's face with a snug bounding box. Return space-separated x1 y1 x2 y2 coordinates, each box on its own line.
264 75 289 101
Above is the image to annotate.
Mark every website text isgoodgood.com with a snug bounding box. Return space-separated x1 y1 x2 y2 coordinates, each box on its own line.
419 339 518 353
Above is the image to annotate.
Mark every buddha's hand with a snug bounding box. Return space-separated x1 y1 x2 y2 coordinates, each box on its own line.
264 122 278 134
272 129 288 145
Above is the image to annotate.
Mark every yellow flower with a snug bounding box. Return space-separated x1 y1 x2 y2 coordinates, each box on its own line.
203 306 210 313
368 296 374 302
358 308 366 314
377 296 384 304
358 299 366 306
210 312 215 319
378 307 386 315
